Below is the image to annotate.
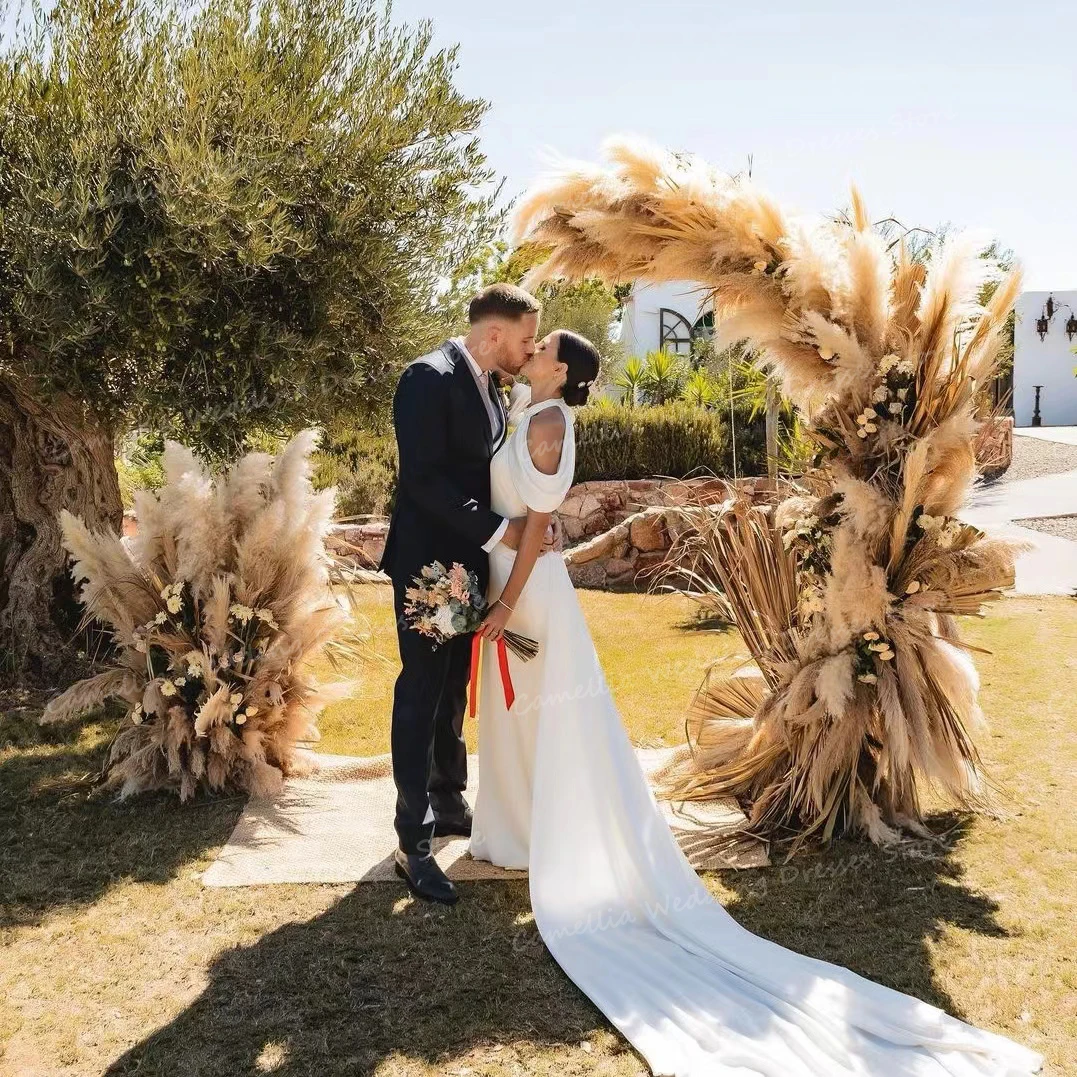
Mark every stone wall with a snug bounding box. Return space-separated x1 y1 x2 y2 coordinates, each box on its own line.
325 476 773 592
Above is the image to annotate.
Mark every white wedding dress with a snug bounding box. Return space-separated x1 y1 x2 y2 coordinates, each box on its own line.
467 397 1043 1077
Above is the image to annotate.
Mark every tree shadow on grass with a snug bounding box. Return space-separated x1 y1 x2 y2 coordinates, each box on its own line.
0 703 244 931
718 814 1020 1012
104 880 618 1077
102 813 1030 1076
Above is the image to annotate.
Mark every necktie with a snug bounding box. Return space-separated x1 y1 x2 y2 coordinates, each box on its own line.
476 369 502 440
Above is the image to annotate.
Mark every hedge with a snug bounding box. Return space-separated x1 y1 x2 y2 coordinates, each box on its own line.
573 401 766 482
308 402 768 517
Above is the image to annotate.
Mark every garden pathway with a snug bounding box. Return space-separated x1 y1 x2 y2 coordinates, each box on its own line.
961 428 1077 595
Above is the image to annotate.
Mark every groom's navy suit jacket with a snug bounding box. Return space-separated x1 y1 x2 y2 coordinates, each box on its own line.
379 340 508 596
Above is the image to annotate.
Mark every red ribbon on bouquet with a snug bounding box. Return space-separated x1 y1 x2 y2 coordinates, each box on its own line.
468 633 515 717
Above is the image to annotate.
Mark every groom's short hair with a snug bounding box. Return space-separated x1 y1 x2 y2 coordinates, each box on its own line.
468 283 541 324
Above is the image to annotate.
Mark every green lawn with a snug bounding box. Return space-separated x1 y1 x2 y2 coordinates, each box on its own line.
0 590 1072 1076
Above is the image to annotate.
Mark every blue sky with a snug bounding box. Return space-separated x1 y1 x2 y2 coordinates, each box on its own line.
391 0 1076 289
2 0 1072 288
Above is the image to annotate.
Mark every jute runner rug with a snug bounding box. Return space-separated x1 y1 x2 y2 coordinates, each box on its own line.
202 746 768 887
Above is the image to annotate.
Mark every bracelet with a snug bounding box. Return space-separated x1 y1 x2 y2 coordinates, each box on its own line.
495 598 515 612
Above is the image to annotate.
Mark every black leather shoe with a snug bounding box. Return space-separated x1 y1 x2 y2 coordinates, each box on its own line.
432 805 473 838
394 848 459 905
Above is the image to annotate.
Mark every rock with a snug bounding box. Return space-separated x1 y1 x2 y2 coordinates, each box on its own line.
577 493 602 519
578 510 612 537
604 556 636 579
564 523 630 565
561 515 588 542
567 559 609 589
634 550 668 576
629 509 668 552
558 493 585 519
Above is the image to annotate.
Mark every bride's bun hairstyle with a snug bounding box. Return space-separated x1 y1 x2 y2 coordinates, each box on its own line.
558 331 601 406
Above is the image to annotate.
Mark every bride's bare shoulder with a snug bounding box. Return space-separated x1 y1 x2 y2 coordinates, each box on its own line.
526 406 566 477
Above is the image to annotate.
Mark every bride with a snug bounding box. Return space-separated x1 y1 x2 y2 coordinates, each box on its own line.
465 329 1043 1077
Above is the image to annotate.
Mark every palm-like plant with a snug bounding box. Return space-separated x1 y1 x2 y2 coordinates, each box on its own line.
613 356 647 406
680 368 720 408
640 349 688 404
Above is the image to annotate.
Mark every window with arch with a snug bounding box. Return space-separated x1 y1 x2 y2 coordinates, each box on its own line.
659 308 693 354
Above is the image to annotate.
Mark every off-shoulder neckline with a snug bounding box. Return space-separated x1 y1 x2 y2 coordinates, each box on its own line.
522 397 571 419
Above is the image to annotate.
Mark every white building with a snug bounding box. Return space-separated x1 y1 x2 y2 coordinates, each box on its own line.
620 282 1077 427
1013 290 1077 427
618 280 714 357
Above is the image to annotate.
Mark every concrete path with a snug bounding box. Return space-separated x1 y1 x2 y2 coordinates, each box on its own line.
962 468 1077 595
1014 426 1077 446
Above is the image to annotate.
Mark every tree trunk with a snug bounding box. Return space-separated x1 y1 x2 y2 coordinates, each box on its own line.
0 378 122 685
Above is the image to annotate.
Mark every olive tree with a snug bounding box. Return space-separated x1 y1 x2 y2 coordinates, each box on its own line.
0 0 499 680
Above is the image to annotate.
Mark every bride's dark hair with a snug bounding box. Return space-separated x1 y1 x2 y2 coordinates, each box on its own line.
558 331 601 406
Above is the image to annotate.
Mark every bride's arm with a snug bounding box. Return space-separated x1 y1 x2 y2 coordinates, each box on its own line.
478 407 566 641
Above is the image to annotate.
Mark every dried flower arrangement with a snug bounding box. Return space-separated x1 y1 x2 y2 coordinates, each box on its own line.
516 137 1019 850
41 430 360 801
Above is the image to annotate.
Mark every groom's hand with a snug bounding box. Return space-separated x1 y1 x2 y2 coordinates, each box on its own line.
500 515 560 553
543 514 563 554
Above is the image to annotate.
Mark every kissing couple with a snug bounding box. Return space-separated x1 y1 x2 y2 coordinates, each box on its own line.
376 283 1043 1076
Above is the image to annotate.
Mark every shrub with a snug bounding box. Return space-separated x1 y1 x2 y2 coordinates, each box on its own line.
312 429 398 518
574 401 766 482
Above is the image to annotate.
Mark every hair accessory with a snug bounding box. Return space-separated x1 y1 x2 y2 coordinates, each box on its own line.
577 379 593 389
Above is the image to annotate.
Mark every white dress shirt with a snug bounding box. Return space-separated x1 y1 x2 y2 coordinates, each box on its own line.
452 337 509 552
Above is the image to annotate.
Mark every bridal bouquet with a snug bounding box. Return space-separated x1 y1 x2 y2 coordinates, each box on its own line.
403 560 538 659
403 560 538 713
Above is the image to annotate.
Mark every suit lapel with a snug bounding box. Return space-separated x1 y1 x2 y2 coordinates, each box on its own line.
446 339 494 455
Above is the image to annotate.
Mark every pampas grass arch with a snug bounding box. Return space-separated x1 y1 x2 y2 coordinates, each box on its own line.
517 137 1020 852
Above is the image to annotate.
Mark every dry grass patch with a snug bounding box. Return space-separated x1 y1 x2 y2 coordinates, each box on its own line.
0 591 1071 1076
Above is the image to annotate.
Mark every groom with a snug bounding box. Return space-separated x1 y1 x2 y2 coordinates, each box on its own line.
380 283 551 905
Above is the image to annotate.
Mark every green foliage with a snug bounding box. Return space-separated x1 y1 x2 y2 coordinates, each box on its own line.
680 367 720 408
311 427 397 518
637 349 687 404
574 401 766 482
0 0 501 459
612 356 646 405
611 349 691 406
116 430 166 508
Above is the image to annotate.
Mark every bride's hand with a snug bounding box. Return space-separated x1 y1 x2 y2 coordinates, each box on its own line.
478 598 511 641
